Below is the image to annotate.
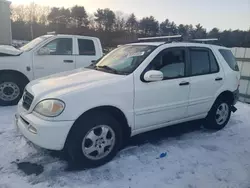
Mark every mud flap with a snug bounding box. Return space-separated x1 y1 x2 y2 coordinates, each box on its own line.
231 105 237 113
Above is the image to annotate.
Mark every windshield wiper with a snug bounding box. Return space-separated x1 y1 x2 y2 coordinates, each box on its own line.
97 65 118 72
96 65 128 75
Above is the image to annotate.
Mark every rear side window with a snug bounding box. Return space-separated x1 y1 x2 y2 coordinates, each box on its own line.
190 48 219 76
78 39 96 55
219 49 239 71
210 52 219 72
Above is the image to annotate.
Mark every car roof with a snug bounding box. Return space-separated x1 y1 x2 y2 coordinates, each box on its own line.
127 41 229 50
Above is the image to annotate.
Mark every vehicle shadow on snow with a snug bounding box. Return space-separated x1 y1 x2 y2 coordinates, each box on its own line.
127 120 203 147
16 120 205 175
64 120 204 171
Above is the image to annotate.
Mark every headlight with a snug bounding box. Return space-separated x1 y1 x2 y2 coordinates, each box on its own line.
34 99 65 117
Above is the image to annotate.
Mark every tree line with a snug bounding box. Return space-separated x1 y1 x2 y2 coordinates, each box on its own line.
11 3 250 48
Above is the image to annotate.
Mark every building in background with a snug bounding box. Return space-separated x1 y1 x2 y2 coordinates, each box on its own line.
232 47 250 103
0 0 12 45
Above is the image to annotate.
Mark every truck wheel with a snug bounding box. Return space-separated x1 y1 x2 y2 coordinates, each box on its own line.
204 98 231 130
65 111 122 168
0 74 26 106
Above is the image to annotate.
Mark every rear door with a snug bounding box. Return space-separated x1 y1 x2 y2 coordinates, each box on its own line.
187 47 224 117
75 37 102 68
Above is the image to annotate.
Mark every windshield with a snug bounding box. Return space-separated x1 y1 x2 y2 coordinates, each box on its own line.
95 45 156 75
20 35 52 52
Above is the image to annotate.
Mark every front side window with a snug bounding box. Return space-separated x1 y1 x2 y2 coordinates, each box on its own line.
219 49 239 71
43 38 72 55
149 48 186 79
94 45 156 75
78 39 96 55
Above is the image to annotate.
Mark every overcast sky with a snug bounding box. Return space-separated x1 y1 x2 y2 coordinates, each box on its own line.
11 0 250 31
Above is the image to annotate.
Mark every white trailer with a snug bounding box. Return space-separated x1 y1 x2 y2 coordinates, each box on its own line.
0 0 12 45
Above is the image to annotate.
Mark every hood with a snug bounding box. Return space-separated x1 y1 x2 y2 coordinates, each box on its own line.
26 68 124 98
0 45 22 56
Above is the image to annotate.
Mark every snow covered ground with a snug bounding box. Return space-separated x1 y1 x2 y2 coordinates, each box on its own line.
0 102 250 188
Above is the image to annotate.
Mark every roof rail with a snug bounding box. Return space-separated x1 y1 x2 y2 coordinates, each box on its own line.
190 38 219 44
47 31 56 35
138 35 182 41
127 36 223 46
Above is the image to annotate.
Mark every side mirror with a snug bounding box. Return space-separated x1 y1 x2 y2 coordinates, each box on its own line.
37 47 50 55
144 70 163 82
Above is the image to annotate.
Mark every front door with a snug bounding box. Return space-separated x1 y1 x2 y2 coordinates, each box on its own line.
134 47 190 129
33 37 76 79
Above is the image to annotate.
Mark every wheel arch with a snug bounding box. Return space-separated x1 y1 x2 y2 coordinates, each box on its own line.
65 105 131 149
0 69 30 84
215 90 234 105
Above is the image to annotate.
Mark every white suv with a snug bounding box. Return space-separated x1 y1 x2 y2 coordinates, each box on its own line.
16 40 240 168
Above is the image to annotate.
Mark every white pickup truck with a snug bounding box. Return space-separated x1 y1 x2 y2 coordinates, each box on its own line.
0 34 103 106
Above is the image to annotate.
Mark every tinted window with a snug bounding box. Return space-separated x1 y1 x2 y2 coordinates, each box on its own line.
210 51 219 72
150 49 186 79
78 39 96 55
44 38 72 55
190 50 210 75
219 49 239 71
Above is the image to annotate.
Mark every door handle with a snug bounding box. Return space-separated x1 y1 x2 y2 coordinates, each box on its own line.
215 77 223 81
63 60 74 63
179 81 190 86
91 60 96 63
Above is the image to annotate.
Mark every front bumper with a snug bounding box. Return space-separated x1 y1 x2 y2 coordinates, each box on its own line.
15 110 74 151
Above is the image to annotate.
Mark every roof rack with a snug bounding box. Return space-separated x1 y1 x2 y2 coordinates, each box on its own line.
137 35 182 43
127 35 222 46
189 38 219 44
47 31 56 35
138 35 182 41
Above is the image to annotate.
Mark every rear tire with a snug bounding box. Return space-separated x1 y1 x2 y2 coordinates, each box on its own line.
65 111 123 168
204 98 231 130
0 74 27 106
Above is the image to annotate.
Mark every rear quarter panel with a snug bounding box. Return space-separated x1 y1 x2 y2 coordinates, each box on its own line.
211 46 240 99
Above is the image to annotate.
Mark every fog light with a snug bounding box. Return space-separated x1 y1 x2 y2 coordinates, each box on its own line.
28 125 37 134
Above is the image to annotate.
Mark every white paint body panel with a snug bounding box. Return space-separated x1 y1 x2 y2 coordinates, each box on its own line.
0 34 103 82
0 45 22 55
16 42 240 150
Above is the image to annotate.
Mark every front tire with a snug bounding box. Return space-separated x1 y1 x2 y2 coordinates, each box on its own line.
0 74 26 106
204 98 231 130
65 111 123 168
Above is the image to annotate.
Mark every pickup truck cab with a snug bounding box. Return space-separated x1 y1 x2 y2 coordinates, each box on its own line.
0 34 103 106
16 40 240 168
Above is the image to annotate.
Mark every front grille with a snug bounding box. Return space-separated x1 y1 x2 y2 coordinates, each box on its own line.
22 90 34 110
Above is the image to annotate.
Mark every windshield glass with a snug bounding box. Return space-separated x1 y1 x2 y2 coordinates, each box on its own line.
20 35 52 52
95 45 156 74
